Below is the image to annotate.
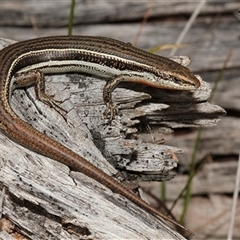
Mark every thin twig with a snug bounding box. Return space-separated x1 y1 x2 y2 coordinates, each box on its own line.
132 0 154 46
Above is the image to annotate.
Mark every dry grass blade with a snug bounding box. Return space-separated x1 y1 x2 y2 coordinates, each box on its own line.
227 151 240 240
169 0 206 56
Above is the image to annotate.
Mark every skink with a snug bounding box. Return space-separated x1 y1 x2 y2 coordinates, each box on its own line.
0 36 200 235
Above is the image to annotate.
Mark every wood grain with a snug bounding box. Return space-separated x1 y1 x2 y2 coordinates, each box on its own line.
0 36 224 239
0 1 236 239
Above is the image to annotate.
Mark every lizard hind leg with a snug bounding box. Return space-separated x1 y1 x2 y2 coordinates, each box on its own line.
14 70 67 119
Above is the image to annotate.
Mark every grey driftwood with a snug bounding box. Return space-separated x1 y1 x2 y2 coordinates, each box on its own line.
0 36 225 240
